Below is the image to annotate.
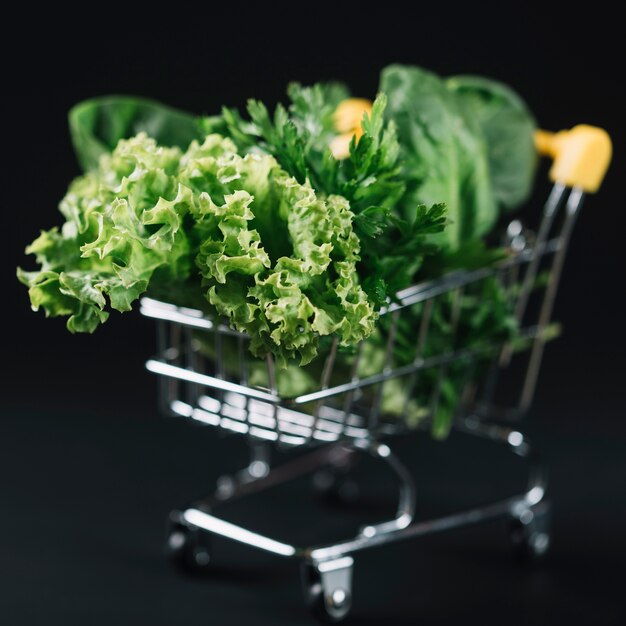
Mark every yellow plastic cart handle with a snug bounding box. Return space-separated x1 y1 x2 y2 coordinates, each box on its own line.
534 125 612 193
333 99 613 193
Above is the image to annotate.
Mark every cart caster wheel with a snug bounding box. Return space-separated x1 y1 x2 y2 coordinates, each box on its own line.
166 514 212 574
302 557 353 623
313 446 359 505
509 501 551 563
312 469 360 505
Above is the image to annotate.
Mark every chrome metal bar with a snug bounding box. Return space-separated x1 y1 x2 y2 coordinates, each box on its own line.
153 324 539 422
248 441 271 478
170 323 183 414
176 419 545 563
353 440 416 537
479 355 502 418
340 342 364 438
402 298 434 418
140 298 243 337
183 326 200 405
292 342 497 406
457 416 529 452
188 445 353 511
308 338 339 444
513 183 566 325
183 508 297 557
265 354 280 438
386 239 561 315
156 319 167 358
456 417 547 504
429 288 464 428
146 359 280 403
500 183 566 365
483 226 523 396
309 422 545 560
519 187 584 411
156 320 173 414
184 466 542 564
457 357 478 417
307 493 532 562
214 323 224 381
214 440 272 501
238 334 251 440
506 260 521 309
238 335 249 387
390 267 494 312
368 310 400 430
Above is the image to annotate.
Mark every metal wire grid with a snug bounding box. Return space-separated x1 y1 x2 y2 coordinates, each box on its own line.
141 183 583 448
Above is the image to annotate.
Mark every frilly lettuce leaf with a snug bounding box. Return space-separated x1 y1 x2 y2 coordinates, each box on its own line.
184 136 376 365
18 72 535 437
18 133 194 333
19 132 377 364
212 87 447 307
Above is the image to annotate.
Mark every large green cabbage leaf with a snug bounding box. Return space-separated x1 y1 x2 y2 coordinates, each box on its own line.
380 65 536 250
446 75 537 210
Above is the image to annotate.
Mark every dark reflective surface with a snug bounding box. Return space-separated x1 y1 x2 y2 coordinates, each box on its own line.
1 399 624 625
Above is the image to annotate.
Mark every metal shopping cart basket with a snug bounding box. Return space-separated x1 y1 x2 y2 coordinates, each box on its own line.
140 125 611 622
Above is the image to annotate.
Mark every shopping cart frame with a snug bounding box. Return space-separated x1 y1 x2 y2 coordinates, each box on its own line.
141 181 584 622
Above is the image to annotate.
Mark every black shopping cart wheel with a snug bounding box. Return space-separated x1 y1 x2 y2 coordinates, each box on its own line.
166 511 212 574
312 445 360 506
509 500 552 563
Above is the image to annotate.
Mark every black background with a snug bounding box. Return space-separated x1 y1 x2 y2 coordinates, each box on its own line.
2 6 625 625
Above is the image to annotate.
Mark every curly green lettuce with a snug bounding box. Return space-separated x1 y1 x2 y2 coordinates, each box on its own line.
17 134 192 332
207 88 447 307
181 135 375 365
18 70 538 437
18 132 376 364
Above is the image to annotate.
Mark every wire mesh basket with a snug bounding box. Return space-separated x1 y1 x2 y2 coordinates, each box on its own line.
142 181 576 446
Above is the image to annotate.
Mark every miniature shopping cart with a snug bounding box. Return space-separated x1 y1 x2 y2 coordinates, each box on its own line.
140 125 611 622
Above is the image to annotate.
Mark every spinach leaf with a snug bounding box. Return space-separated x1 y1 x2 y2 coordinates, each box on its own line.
380 64 497 249
69 96 204 171
380 65 537 249
447 75 537 210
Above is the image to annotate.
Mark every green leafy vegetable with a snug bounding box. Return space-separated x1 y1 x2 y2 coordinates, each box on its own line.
70 96 205 171
182 135 376 365
18 64 541 438
18 132 377 365
446 75 537 210
18 134 193 332
210 86 445 304
380 64 536 249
